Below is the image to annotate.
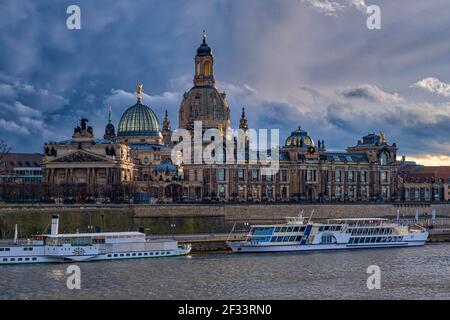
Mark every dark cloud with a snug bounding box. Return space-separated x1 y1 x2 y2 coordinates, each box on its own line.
0 0 450 163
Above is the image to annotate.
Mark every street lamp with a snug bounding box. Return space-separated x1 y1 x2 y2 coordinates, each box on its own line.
170 223 176 239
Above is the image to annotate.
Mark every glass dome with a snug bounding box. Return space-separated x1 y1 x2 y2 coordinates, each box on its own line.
118 102 160 137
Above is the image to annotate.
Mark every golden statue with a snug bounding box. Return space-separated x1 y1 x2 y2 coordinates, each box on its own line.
380 131 386 144
137 84 143 103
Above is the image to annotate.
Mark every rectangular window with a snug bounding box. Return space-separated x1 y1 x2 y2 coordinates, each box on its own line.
335 186 341 198
281 170 288 182
381 186 388 198
348 171 354 182
307 170 313 182
381 171 388 183
218 168 226 181
238 168 245 181
360 171 367 183
218 185 226 198
335 170 342 182
349 186 354 198
252 169 259 181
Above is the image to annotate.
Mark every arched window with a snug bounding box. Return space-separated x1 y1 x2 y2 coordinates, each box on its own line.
380 152 388 165
196 61 200 75
204 61 211 76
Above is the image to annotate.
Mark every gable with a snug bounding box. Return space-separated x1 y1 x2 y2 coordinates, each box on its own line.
51 151 110 163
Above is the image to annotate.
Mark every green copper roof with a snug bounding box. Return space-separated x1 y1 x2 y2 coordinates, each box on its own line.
117 102 160 137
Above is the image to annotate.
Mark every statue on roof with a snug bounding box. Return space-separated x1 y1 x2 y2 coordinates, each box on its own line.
380 131 386 144
80 117 88 130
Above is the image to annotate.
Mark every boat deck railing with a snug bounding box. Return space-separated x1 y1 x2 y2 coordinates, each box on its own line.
397 218 450 228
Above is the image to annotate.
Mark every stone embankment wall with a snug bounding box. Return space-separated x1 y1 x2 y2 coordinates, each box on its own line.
1 203 449 220
2 203 448 243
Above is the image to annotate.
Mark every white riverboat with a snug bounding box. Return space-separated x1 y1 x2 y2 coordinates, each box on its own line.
226 215 429 253
0 215 191 265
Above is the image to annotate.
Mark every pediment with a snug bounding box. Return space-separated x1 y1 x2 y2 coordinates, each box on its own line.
52 151 110 163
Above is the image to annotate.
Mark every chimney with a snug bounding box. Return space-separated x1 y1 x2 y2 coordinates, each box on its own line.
51 214 59 235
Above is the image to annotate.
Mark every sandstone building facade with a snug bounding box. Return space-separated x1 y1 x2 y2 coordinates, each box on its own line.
41 35 400 203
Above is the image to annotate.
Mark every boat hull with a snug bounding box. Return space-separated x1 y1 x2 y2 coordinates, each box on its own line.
226 240 427 253
0 245 192 265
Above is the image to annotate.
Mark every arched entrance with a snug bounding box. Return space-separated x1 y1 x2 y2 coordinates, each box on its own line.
306 186 316 203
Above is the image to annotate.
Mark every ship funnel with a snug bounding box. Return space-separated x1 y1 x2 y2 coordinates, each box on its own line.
51 214 59 235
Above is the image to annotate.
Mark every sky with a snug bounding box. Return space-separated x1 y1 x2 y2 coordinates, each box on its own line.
1 0 450 165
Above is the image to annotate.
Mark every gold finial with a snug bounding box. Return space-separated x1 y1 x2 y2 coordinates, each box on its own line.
137 84 143 103
380 131 386 144
218 123 224 136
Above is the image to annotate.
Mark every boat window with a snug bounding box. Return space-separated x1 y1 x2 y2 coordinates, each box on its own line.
318 226 323 232
283 236 290 242
293 227 300 232
280 227 287 233
324 226 330 231
335 226 341 231
10 258 15 261
252 228 274 236
321 235 334 244
276 237 283 242
32 258 36 261
286 227 293 233
300 226 306 232
0 248 3 251
2 258 7 261
289 236 296 242
138 253 142 256
376 237 381 242
275 227 281 232
6 248 10 251
295 236 302 242
370 237 376 243
271 237 278 242
349 238 354 244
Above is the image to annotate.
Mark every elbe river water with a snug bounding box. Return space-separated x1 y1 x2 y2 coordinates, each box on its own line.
1 243 449 299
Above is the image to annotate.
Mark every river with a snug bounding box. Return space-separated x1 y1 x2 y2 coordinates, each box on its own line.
1 243 449 299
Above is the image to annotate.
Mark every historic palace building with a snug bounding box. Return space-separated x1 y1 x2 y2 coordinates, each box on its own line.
41 34 400 203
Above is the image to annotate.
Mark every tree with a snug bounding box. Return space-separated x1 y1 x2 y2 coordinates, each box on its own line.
0 140 11 203
0 139 11 174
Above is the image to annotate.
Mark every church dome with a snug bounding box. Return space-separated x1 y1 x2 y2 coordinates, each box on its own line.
285 126 314 148
179 86 230 130
118 102 160 137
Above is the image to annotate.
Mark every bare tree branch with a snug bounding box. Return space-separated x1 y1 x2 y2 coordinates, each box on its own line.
0 139 11 174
